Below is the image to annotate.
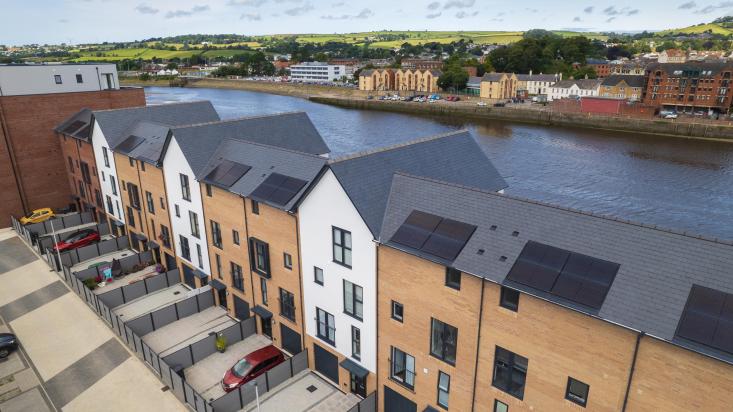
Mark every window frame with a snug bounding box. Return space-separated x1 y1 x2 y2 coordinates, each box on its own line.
445 267 461 290
492 346 528 400
196 244 203 269
391 300 404 322
145 191 155 214
316 307 336 345
565 377 590 407
279 288 296 322
215 254 222 278
332 226 352 268
351 325 361 360
160 225 171 248
189 211 200 238
210 220 222 249
76 74 83 83
493 399 509 412
314 266 324 285
179 235 191 261
260 277 268 306
283 252 292 270
343 279 364 321
437 371 450 409
205 183 212 197
180 173 191 201
232 229 240 245
430 318 458 365
249 238 271 277
500 286 520 312
231 262 244 291
54 74 62 84
251 199 259 214
389 346 415 389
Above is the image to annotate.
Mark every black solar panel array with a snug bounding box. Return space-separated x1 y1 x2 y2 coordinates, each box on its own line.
249 172 308 207
506 241 620 310
676 285 733 354
390 210 476 262
62 120 87 135
116 135 145 154
74 124 92 140
205 160 252 188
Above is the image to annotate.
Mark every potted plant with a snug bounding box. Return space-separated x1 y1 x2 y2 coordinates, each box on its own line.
215 332 227 353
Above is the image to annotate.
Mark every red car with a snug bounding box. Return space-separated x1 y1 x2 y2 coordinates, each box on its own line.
221 345 285 392
53 229 100 252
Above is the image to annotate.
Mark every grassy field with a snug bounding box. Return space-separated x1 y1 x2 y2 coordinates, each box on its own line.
656 22 733 36
72 47 254 62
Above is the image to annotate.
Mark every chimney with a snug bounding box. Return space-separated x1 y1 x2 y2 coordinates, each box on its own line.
529 69 533 76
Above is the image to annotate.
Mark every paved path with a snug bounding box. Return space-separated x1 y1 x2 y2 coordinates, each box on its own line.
0 229 186 412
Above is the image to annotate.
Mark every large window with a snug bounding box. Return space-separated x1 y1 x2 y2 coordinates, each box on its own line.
492 346 528 400
231 262 244 291
566 377 590 407
279 288 296 322
343 280 363 321
180 173 190 201
390 347 415 389
437 371 450 409
332 227 352 267
189 211 200 238
249 238 270 277
145 191 155 214
180 236 191 261
316 307 336 345
351 326 361 360
430 318 458 365
211 220 222 248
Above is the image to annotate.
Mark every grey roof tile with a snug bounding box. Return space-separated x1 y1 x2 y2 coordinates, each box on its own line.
55 108 93 141
379 173 733 364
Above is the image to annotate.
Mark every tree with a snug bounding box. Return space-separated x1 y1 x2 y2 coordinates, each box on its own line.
438 65 468 91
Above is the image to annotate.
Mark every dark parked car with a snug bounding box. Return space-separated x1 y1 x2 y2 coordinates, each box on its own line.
0 333 19 358
221 345 285 392
52 229 100 252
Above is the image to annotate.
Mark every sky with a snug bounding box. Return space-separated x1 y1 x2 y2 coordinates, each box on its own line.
2 0 733 45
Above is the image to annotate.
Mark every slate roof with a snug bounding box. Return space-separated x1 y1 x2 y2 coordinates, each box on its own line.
198 139 327 212
379 173 733 365
467 76 482 87
359 69 375 77
112 121 172 165
92 101 220 148
552 79 602 90
55 108 93 141
586 58 610 65
329 130 507 237
516 73 559 82
481 73 508 82
646 61 733 75
171 111 330 176
601 75 646 88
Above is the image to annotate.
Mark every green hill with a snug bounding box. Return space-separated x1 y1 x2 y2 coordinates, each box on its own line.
656 21 733 36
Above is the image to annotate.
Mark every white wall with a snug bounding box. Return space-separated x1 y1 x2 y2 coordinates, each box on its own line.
0 64 119 96
299 169 377 373
91 122 124 224
162 137 211 274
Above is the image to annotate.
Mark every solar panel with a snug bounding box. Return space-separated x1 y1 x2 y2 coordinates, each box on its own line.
676 285 733 353
116 135 145 153
74 124 92 140
219 162 252 187
390 210 476 263
62 120 86 135
506 241 619 310
249 173 307 207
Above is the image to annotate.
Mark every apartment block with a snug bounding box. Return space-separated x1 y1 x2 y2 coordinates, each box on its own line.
644 61 733 114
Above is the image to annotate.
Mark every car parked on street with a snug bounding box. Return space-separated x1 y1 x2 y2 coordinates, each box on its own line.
20 208 55 225
221 345 285 392
52 229 100 252
0 333 19 358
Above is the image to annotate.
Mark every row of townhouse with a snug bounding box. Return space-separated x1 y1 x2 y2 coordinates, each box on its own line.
55 101 733 411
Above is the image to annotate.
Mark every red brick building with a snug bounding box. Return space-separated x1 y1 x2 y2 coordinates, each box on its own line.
401 59 443 70
0 64 145 225
643 61 733 114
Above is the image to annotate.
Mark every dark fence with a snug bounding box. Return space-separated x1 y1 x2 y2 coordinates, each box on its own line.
209 348 309 412
125 288 215 336
25 212 95 239
48 235 130 274
97 269 180 308
35 222 111 255
347 392 377 412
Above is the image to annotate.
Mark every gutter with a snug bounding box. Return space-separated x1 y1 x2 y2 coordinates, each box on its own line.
622 331 644 411
470 279 486 412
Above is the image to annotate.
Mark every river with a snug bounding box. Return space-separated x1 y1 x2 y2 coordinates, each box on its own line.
145 86 733 241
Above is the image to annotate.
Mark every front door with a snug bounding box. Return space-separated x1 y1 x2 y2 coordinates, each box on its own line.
350 373 367 398
260 316 272 339
217 288 228 309
384 385 416 412
280 324 302 355
313 343 339 384
234 296 250 320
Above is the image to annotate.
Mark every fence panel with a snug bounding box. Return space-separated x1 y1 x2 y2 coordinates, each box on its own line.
176 297 198 318
170 369 186 403
143 342 153 367
98 288 124 308
160 361 173 388
133 334 144 358
162 346 194 370
124 281 147 302
166 269 180 285
76 244 100 263
151 305 178 331
119 254 141 273
194 388 207 412
267 359 292 389
98 238 118 255
197 290 215 310
220 322 244 345
191 334 217 363
184 383 196 409
127 314 154 336
145 273 168 293
210 388 241 411
241 316 256 338
291 349 309 375
124 325 136 350
64 214 83 228
360 392 377 412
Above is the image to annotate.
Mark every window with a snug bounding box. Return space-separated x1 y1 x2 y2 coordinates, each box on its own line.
110 176 117 195
260 277 268 305
494 399 508 412
101 147 110 167
211 220 222 248
430 318 458 365
189 211 200 238
76 74 83 83
314 267 324 285
126 207 135 228
101 171 105 182
332 227 352 267
54 74 62 84
445 267 461 290
67 156 74 171
566 377 589 407
160 197 166 210
180 236 191 261
249 238 270 276
343 280 363 320
391 301 404 322
127 183 141 209
140 162 145 171
145 191 155 214
437 371 450 409
205 184 212 197
129 157 135 167
160 225 170 248
251 199 259 214
390 347 415 389
106 196 113 214
231 262 244 291
500 287 519 312
279 288 296 321
316 308 336 345
215 254 222 278
351 326 361 360
174 204 180 217
196 244 203 268
492 346 528 400
232 230 240 245
180 173 190 201
283 252 292 269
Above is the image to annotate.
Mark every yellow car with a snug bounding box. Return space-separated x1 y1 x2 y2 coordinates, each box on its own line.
20 208 55 225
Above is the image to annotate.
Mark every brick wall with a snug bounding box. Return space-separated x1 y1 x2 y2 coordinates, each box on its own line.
0 87 145 225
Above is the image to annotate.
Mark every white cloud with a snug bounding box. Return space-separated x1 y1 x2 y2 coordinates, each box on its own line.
443 0 474 9
165 5 210 19
135 4 159 14
284 2 314 16
321 8 374 19
241 13 262 20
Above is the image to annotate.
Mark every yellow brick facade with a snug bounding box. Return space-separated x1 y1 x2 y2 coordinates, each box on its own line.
600 81 643 101
359 69 440 93
480 73 519 100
